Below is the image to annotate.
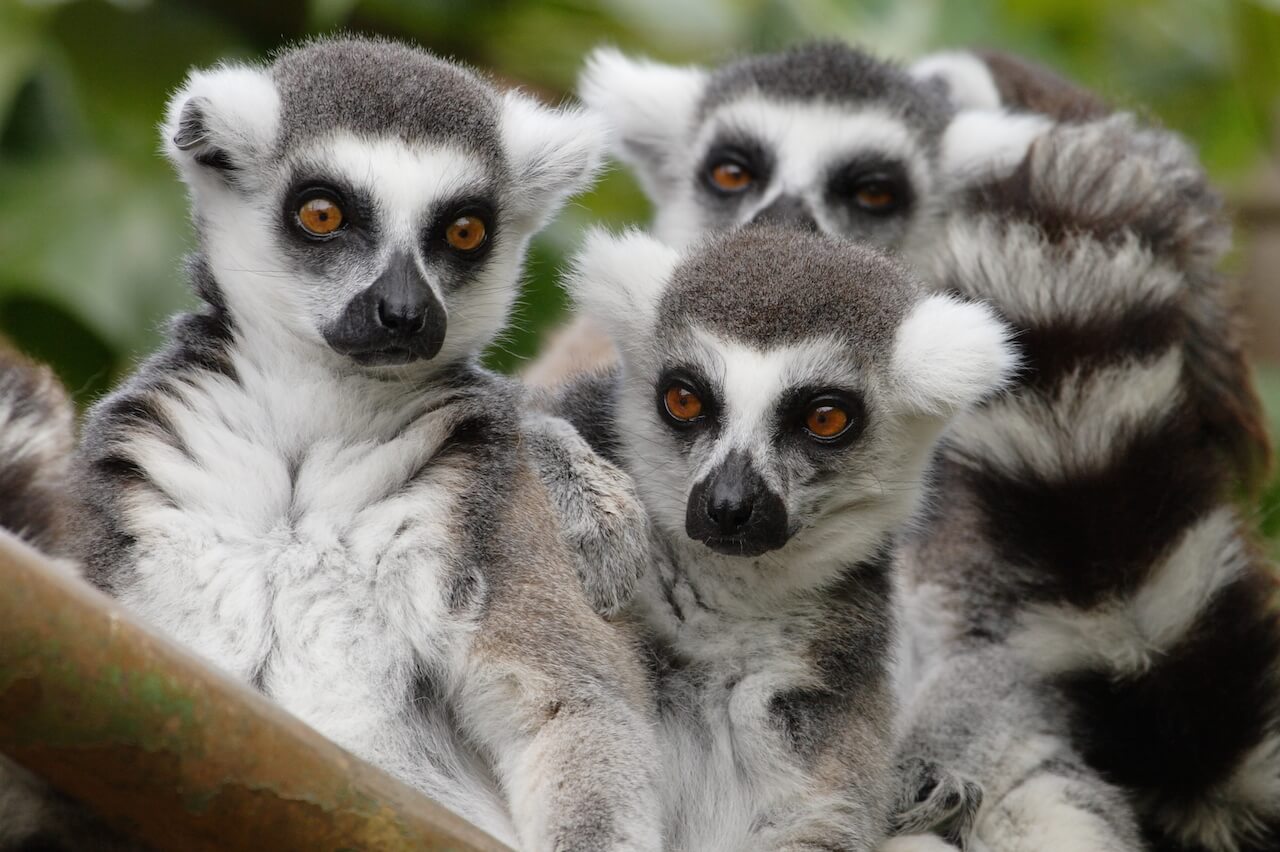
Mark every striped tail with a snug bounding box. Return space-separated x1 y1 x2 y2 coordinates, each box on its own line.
917 114 1280 851
0 340 75 556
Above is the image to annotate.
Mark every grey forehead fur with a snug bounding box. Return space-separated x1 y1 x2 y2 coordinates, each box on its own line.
270 36 504 160
699 41 954 140
659 225 920 354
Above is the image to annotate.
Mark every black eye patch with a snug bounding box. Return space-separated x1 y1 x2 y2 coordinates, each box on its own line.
698 134 773 198
825 156 914 218
774 386 867 450
281 174 376 243
655 366 719 438
423 195 499 268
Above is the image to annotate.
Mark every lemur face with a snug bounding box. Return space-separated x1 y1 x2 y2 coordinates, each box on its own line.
162 37 603 371
568 227 1015 571
578 42 954 251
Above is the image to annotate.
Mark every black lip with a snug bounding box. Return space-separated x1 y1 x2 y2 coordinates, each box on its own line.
346 347 421 367
693 534 782 558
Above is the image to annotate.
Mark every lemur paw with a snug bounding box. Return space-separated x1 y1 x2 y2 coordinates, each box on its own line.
892 758 984 850
522 412 651 616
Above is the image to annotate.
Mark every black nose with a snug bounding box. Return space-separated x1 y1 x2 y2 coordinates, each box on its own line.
707 482 754 535
321 251 448 365
685 450 790 556
377 298 427 335
748 194 819 233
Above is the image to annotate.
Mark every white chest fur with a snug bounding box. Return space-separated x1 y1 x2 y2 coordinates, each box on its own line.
108 350 510 831
635 565 819 851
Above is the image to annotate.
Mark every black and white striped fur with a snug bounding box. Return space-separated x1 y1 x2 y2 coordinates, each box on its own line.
900 107 1280 852
0 344 142 851
552 225 1016 851
551 41 1280 851
66 36 663 851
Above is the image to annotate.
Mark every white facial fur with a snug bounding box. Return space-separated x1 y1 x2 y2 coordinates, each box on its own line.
163 64 605 375
578 48 944 254
656 97 933 249
567 229 1016 594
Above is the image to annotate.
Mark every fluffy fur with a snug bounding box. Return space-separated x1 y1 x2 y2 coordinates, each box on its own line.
547 225 1015 851
901 113 1280 852
68 36 661 851
556 39 1280 851
0 341 75 557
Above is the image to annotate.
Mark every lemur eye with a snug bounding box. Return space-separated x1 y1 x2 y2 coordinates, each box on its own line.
708 160 753 194
445 215 487 253
297 196 345 237
804 404 851 440
853 181 898 212
663 384 705 423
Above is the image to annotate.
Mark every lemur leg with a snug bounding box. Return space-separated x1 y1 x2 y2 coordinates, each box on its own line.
458 646 661 852
457 464 661 852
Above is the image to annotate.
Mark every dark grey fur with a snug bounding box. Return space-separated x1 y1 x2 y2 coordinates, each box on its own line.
700 41 954 140
662 226 915 354
272 36 503 161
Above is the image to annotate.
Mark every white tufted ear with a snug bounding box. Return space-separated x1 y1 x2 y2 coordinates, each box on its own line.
565 228 681 358
940 109 1050 184
577 47 708 200
892 294 1018 416
909 50 1002 111
161 63 280 189
501 91 607 229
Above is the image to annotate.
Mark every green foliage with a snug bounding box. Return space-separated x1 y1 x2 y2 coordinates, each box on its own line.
2 0 1278 550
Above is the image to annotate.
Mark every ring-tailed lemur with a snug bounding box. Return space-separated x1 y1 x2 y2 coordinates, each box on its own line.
551 224 1017 851
549 41 1280 851
65 36 662 850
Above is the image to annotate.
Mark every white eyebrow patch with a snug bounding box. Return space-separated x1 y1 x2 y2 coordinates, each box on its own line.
685 326 862 464
697 96 931 202
299 132 491 245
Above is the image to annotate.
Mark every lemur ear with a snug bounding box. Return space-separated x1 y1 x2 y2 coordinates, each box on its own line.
940 109 1049 184
891 294 1018 416
161 63 280 186
501 91 607 228
909 51 1002 111
565 228 681 356
577 47 708 200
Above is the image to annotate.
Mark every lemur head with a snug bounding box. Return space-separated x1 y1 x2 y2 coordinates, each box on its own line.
578 41 955 251
163 36 603 371
568 226 1015 579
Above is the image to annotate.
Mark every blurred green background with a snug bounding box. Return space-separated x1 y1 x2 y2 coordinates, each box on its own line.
2 0 1279 552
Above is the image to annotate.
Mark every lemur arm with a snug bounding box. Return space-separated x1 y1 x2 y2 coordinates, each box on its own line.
453 461 661 852
520 411 652 617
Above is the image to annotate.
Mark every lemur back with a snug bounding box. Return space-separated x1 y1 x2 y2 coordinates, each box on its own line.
556 226 1016 851
67 36 662 850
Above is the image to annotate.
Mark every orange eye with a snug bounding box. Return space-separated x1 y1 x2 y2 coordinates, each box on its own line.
297 196 344 236
445 215 487 252
805 404 850 439
663 385 704 422
854 184 896 211
709 161 753 193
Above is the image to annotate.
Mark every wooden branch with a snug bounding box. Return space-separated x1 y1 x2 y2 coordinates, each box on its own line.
0 530 511 852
